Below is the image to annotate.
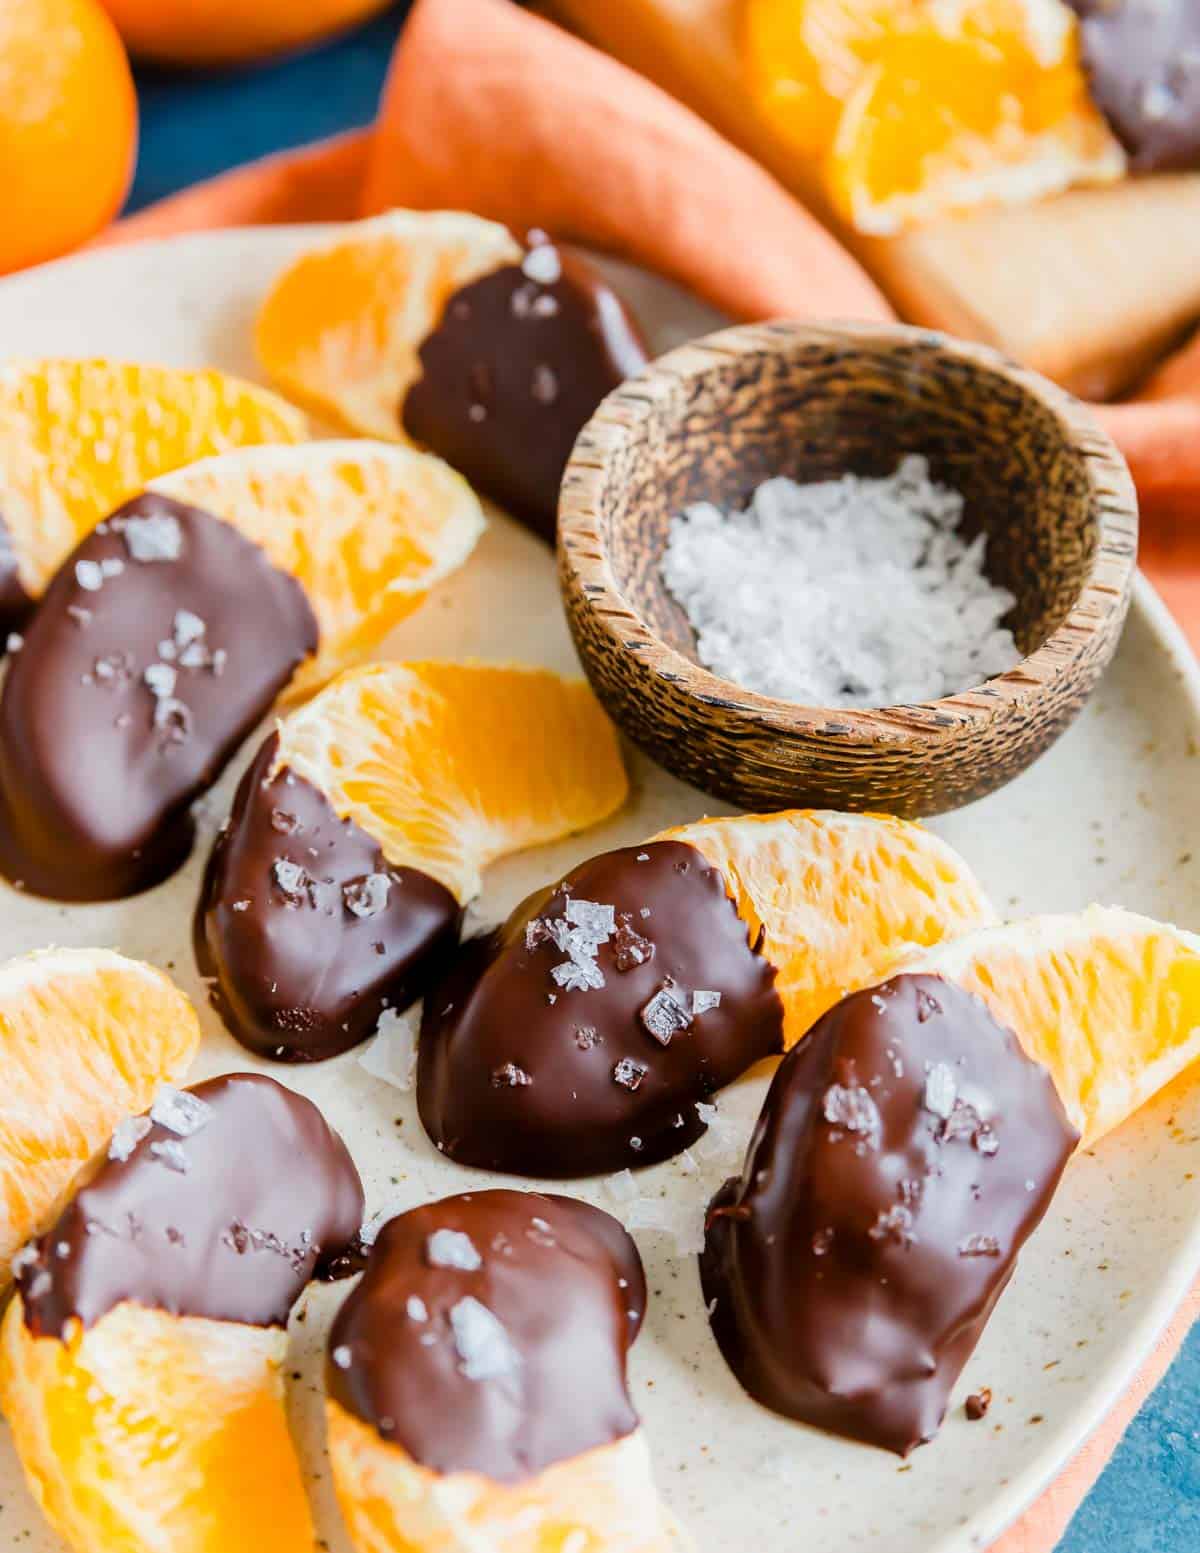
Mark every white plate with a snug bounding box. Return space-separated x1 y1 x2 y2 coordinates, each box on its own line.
0 227 1197 1553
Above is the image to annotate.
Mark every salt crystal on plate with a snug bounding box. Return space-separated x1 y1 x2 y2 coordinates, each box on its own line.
426 1229 483 1270
604 1169 639 1203
358 1007 419 1091
449 1296 520 1380
660 455 1019 707
624 1197 705 1257
150 1085 212 1137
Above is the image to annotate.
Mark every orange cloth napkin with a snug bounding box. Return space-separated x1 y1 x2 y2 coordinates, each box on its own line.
105 2 1199 1543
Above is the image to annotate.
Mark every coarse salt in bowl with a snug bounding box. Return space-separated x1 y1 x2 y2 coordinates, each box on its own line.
558 320 1137 819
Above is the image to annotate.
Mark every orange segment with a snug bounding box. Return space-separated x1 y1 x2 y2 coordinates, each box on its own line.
742 0 1124 232
150 441 486 699
0 1301 312 1553
656 810 995 1045
255 210 522 442
907 907 1200 1148
0 948 199 1273
0 360 307 599
327 1401 680 1553
277 661 629 903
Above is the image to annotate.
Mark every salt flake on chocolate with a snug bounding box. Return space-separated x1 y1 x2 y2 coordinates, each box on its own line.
271 858 311 903
343 873 391 919
640 987 692 1046
551 956 605 992
449 1296 520 1381
124 513 183 563
692 989 722 1016
150 1085 212 1137
108 1114 152 1162
149 1138 189 1173
822 1082 882 1149
564 898 616 939
74 560 104 592
426 1229 483 1271
613 1057 648 1091
922 1063 958 1120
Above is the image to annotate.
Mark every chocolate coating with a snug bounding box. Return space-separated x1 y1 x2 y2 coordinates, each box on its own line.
0 492 318 901
1068 0 1200 172
327 1189 645 1482
18 1073 365 1339
700 973 1078 1455
196 733 463 1062
0 515 32 637
418 840 783 1177
401 240 648 541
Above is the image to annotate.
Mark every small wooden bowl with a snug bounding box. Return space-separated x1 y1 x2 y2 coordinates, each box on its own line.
559 321 1138 818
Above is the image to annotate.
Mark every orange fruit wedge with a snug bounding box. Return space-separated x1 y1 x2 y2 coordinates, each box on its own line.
656 810 995 1045
743 0 1124 232
328 1401 681 1553
0 1302 312 1553
254 210 522 441
0 947 199 1273
906 907 1200 1148
0 359 306 605
149 440 486 698
277 660 629 903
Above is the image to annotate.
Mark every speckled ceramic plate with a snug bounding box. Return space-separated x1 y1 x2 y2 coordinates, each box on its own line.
0 227 1198 1553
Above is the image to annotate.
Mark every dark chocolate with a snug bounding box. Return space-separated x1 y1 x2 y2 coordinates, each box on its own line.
196 733 463 1062
418 840 783 1177
1068 0 1200 172
18 1073 365 1339
327 1189 645 1482
0 492 318 901
699 973 1078 1456
401 238 648 541
0 515 32 637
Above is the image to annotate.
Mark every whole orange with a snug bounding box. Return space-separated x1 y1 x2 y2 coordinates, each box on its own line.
100 0 395 64
0 0 136 274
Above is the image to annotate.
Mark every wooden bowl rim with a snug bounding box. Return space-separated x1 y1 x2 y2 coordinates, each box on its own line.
559 319 1139 741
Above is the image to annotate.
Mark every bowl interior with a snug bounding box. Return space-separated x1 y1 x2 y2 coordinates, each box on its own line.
596 333 1097 675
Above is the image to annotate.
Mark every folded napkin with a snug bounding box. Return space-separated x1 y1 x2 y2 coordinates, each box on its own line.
104 3 1199 1544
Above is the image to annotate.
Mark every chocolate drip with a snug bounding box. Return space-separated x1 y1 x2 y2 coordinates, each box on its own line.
0 492 318 901
0 514 32 637
700 973 1078 1455
418 841 783 1177
401 239 648 541
196 733 463 1063
18 1073 365 1339
1067 0 1200 172
327 1190 645 1483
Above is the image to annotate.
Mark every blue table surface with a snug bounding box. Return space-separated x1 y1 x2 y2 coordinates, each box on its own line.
126 9 1200 1547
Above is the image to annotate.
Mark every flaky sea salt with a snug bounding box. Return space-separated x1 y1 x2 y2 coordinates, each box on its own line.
123 513 183 562
449 1296 520 1380
109 1114 152 1161
661 455 1019 707
150 1085 211 1137
426 1229 483 1270
358 1007 419 1092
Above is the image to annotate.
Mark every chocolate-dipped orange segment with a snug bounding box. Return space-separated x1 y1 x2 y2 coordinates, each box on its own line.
0 358 305 634
255 209 648 539
150 440 485 699
0 1073 364 1553
418 811 993 1175
0 947 200 1275
326 1189 680 1552
905 905 1200 1147
700 973 1078 1455
197 660 629 1062
0 443 485 902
